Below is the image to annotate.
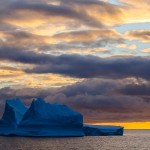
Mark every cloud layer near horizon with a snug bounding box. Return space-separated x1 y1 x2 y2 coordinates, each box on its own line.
0 78 150 122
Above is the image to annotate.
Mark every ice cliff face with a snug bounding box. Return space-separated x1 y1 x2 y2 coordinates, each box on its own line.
0 98 123 137
0 99 28 135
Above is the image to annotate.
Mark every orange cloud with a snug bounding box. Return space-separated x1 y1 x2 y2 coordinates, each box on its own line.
60 47 108 55
53 29 121 42
120 0 150 23
128 44 136 50
0 66 81 89
125 30 150 43
115 44 137 50
142 48 150 53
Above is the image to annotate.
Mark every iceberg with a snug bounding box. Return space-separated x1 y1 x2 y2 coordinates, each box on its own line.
0 99 28 135
0 98 123 137
84 124 123 136
0 98 84 137
15 98 84 136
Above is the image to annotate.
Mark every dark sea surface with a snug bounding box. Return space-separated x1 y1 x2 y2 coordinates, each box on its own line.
0 130 149 150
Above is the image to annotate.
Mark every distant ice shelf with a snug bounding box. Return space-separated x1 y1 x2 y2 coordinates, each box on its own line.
83 124 123 136
0 98 123 137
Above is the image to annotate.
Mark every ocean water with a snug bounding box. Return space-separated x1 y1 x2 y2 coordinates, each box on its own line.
0 130 149 150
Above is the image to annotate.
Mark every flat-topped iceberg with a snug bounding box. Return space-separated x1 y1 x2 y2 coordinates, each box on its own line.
0 98 123 136
84 124 123 136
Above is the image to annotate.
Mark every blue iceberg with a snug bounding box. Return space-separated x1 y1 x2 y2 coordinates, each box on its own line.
0 98 123 136
0 98 84 137
84 124 123 136
0 99 28 135
15 98 84 136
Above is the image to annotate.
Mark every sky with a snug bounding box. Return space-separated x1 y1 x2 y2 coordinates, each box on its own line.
0 0 150 129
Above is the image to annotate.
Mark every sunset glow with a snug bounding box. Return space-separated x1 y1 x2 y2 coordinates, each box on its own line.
94 122 150 129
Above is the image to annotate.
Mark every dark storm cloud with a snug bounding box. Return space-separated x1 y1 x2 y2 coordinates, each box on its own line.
0 79 150 122
26 55 150 81
0 47 149 80
59 79 120 97
55 94 150 122
51 79 150 122
0 47 55 64
0 87 52 101
119 83 150 96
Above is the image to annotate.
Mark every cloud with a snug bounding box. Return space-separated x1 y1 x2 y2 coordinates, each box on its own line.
127 44 136 50
61 0 150 26
120 83 150 96
0 0 149 57
1 0 149 32
0 46 53 64
125 30 150 42
0 0 150 123
0 67 24 79
52 29 122 44
0 29 123 53
120 0 150 23
0 47 149 80
115 44 136 50
25 54 150 81
0 78 149 122
0 31 55 49
0 1 102 28
0 59 82 89
55 94 150 122
142 48 150 53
